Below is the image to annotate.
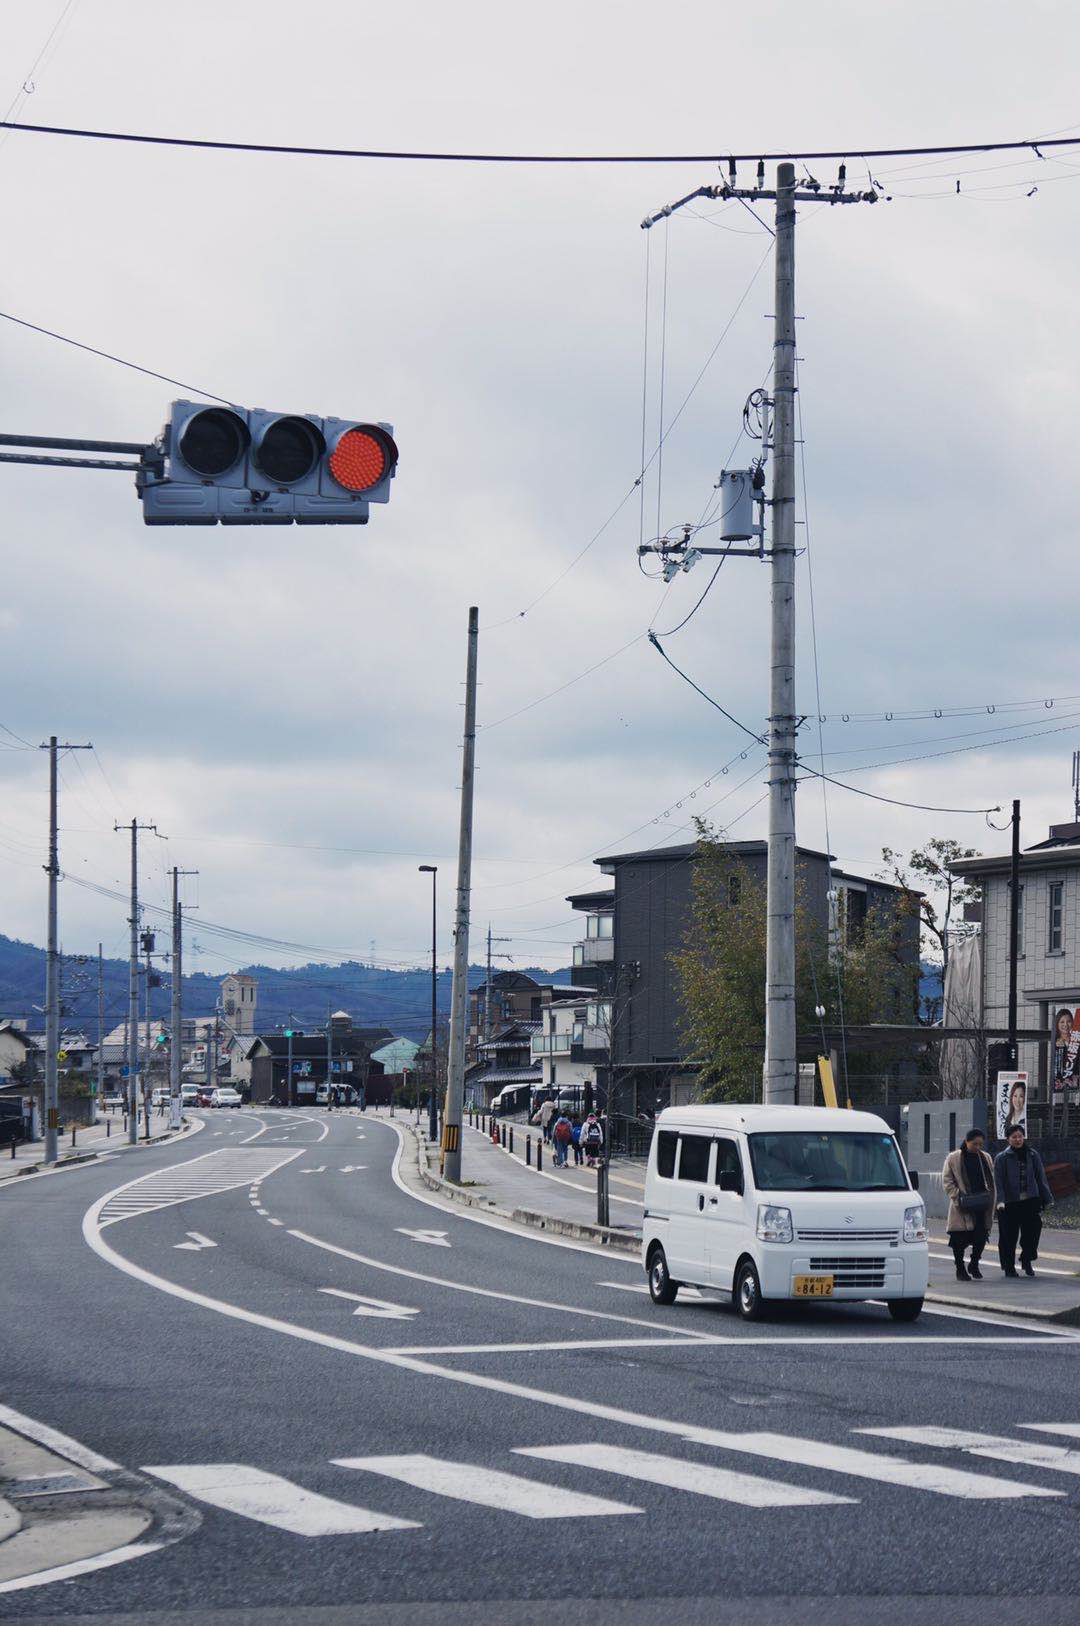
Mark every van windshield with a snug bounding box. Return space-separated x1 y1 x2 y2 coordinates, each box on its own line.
748 1131 908 1192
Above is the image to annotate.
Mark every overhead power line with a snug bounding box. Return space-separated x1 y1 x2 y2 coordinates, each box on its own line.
3 119 1080 166
0 308 234 404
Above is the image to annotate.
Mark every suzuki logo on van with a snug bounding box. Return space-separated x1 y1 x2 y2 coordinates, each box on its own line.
844 1215 854 1224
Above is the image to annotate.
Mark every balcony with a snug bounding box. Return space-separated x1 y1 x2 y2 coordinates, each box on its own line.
573 938 614 965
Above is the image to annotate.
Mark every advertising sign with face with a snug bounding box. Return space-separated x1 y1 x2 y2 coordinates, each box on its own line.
996 1071 1029 1139
1051 1007 1080 1095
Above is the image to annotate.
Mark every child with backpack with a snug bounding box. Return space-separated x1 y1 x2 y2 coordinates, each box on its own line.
582 1113 604 1168
552 1111 573 1166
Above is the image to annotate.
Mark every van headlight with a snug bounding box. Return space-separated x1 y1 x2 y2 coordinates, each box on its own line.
903 1204 927 1243
756 1204 793 1243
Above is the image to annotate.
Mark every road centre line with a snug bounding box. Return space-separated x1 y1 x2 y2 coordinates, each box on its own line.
83 1190 1071 1506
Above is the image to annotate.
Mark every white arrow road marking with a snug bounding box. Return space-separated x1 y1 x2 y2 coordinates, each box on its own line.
299 1166 327 1175
142 1464 418 1536
334 1453 640 1518
515 1443 854 1509
337 1165 366 1173
318 1288 419 1321
173 1232 217 1251
396 1228 451 1248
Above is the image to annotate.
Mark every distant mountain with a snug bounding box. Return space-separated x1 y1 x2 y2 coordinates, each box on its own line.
0 934 573 1043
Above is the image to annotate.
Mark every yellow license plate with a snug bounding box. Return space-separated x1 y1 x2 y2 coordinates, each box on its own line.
793 1274 834 1297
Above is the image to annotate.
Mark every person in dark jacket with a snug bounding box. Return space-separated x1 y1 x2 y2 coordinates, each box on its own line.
994 1125 1053 1278
941 1129 995 1280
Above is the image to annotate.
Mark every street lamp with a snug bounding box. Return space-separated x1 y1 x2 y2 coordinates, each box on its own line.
419 866 439 1142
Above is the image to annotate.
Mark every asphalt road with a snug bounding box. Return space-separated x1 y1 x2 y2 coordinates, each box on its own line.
2 1107 1080 1624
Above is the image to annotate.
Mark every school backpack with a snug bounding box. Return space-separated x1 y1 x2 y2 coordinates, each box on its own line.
583 1120 602 1147
553 1117 572 1143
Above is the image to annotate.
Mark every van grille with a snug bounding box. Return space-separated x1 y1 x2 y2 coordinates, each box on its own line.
808 1254 886 1288
797 1227 898 1243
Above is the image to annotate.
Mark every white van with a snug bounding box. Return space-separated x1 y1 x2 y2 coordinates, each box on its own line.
642 1104 929 1322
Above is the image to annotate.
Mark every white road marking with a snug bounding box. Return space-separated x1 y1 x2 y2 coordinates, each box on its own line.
173 1232 216 1251
256 1208 269 1216
97 1148 303 1226
1020 1423 1080 1439
338 1165 366 1173
396 1228 451 1248
384 1336 721 1356
334 1453 640 1518
267 1218 284 1227
859 1425 1080 1476
722 1432 1061 1500
0 1539 164 1596
318 1288 419 1321
516 1442 854 1509
300 1166 327 1175
598 1280 706 1300
142 1464 417 1536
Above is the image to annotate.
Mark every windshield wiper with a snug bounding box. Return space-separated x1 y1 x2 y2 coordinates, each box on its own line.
851 1183 904 1192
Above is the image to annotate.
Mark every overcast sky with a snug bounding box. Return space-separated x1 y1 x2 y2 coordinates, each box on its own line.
1 0 1078 985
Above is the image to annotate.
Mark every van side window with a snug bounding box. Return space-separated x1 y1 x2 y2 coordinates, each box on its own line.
677 1134 711 1183
713 1138 742 1184
656 1130 677 1179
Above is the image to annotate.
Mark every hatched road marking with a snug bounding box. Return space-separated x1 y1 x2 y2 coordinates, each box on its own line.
98 1149 303 1227
515 1442 854 1509
334 1453 640 1518
859 1424 1080 1476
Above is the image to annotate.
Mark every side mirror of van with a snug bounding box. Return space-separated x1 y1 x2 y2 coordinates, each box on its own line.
717 1169 742 1193
908 1169 920 1191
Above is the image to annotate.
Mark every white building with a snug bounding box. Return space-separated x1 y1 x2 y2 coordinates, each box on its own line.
220 974 257 1036
530 992 611 1102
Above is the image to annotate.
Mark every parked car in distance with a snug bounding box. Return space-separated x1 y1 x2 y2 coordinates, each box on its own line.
179 1085 200 1106
642 1104 928 1324
210 1087 242 1109
102 1092 124 1110
151 1087 170 1107
196 1086 216 1107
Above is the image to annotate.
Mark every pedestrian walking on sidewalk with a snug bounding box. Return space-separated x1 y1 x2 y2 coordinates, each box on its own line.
571 1115 583 1166
538 1097 556 1144
582 1112 604 1169
942 1128 995 1281
994 1124 1052 1278
552 1111 573 1167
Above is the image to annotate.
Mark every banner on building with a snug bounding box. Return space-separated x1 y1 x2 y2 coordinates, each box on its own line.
1051 1006 1080 1095
995 1070 1028 1138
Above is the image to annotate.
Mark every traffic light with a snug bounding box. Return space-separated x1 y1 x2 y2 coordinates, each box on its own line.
155 1031 168 1047
137 401 398 526
283 1028 295 1038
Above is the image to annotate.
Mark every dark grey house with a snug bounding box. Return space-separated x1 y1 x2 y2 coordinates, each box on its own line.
569 839 920 1118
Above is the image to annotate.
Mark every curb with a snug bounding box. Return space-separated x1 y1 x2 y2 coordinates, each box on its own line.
406 1125 640 1255
0 1116 200 1185
924 1287 1080 1326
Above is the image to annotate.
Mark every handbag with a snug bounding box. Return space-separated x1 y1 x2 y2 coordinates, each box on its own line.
958 1191 992 1214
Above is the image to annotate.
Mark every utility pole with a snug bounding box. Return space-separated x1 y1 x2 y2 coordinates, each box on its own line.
1007 799 1021 1068
639 163 880 1107
1073 750 1080 823
483 924 512 1044
170 867 196 1132
286 1015 295 1108
442 606 479 1182
115 819 156 1145
326 1005 333 1110
419 865 439 1141
41 737 92 1164
764 161 799 1106
96 943 105 1124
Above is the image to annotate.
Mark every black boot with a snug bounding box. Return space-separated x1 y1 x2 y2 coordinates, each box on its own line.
968 1260 983 1280
954 1260 970 1281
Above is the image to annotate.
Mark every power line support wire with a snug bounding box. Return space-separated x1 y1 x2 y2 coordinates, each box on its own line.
442 607 479 1184
765 163 799 1108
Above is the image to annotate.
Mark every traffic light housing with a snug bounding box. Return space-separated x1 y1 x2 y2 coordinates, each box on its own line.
138 402 398 526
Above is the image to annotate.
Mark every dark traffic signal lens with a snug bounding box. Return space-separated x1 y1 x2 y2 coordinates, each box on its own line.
178 408 249 477
254 416 326 485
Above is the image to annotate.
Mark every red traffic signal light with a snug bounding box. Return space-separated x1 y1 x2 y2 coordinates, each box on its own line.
327 426 398 494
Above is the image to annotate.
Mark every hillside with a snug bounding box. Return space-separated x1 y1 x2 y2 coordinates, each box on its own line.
0 934 571 1042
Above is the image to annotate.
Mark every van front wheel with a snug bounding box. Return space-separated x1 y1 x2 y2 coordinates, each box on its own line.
735 1260 765 1321
887 1296 923 1323
647 1248 678 1306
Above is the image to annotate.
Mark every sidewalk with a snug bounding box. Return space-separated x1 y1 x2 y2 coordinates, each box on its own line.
450 1121 1080 1322
0 1109 188 1185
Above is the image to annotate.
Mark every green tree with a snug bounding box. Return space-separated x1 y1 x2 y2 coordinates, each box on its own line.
674 823 920 1102
880 837 980 1001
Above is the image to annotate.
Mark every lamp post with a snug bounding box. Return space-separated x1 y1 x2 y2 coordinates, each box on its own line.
419 865 439 1141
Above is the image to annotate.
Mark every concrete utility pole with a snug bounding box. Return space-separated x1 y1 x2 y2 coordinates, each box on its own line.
115 818 156 1145
1007 799 1021 1068
42 736 91 1164
96 943 105 1123
639 163 880 1108
326 1005 333 1110
483 924 512 1043
442 606 479 1182
419 865 439 1141
169 867 196 1132
764 162 799 1106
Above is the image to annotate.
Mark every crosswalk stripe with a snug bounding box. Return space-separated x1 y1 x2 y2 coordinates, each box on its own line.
514 1443 854 1509
1020 1423 1080 1440
334 1454 640 1518
716 1432 1062 1500
142 1464 419 1536
859 1425 1080 1477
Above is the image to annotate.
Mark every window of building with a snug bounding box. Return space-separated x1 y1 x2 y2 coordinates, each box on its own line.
656 1130 677 1179
586 913 614 940
1049 882 1064 954
728 875 741 906
677 1134 711 1183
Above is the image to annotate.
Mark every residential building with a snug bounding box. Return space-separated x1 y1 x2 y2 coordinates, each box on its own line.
951 820 1080 1101
244 1015 392 1104
371 1036 421 1074
0 1021 38 1082
464 1022 540 1111
570 838 920 1117
466 970 592 1063
530 989 610 1106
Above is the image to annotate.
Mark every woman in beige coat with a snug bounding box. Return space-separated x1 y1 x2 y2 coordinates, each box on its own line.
942 1128 996 1281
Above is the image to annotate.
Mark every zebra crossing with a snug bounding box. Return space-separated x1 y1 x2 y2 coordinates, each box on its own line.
98 1148 303 1226
143 1421 1080 1535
